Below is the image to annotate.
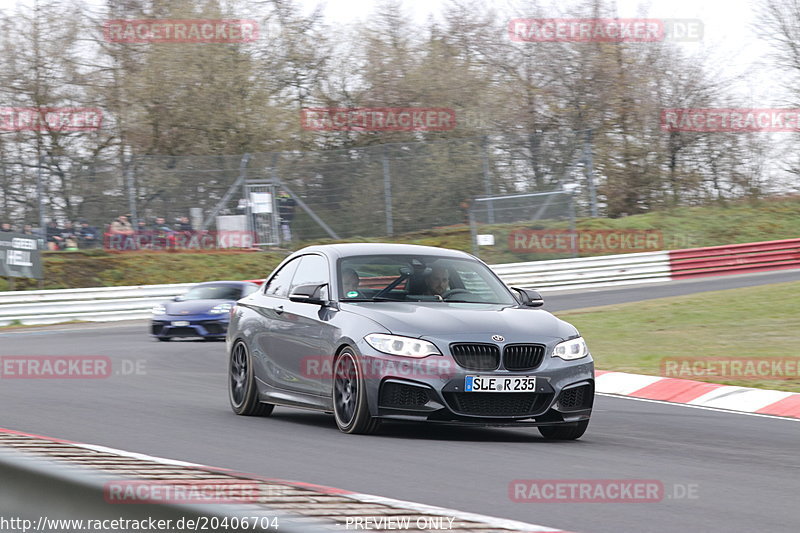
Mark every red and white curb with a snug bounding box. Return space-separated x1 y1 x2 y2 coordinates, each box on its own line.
595 370 800 419
0 427 572 533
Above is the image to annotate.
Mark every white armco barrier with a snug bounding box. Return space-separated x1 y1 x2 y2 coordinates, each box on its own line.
0 252 673 326
492 251 673 291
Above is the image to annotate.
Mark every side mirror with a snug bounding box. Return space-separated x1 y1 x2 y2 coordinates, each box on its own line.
173 295 184 302
289 283 328 305
511 287 544 307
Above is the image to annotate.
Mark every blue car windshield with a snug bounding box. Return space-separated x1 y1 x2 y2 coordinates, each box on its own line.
181 285 242 301
339 255 516 304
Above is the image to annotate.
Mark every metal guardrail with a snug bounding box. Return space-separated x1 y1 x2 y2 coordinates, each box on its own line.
0 448 324 532
492 250 672 290
0 283 194 326
0 238 796 326
669 238 800 279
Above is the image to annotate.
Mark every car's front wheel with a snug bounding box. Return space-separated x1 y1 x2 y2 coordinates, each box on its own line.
332 349 380 435
228 340 273 416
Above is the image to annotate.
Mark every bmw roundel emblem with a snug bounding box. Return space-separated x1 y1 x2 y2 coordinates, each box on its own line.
491 335 504 342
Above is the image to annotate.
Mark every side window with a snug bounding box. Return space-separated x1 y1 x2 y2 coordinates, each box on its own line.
264 258 300 298
290 255 329 293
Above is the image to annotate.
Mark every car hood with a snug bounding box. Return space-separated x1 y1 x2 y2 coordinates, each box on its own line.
163 299 230 316
343 302 577 340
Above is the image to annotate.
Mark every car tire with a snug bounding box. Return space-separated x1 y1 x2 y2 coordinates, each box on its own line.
228 340 274 416
156 337 171 342
538 420 589 440
332 348 380 435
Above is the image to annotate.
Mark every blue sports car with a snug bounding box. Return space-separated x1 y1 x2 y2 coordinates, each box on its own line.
151 281 260 341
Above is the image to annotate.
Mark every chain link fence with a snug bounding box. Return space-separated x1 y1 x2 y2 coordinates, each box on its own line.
1 133 597 247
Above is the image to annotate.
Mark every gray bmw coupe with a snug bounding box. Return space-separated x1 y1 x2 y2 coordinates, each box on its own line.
227 243 594 439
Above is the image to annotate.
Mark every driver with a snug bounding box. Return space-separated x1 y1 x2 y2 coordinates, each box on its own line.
424 264 450 296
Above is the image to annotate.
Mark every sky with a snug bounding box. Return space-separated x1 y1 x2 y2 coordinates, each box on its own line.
0 0 788 104
300 0 785 104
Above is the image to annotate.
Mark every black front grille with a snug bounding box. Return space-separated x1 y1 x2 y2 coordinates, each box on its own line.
558 384 594 410
166 327 198 337
450 343 500 371
379 382 430 409
503 344 546 371
151 324 164 335
445 392 547 417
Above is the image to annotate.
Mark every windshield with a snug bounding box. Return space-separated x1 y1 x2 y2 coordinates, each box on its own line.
338 255 516 304
180 285 243 301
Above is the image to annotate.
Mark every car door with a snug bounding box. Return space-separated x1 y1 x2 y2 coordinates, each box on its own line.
251 257 301 391
269 253 339 397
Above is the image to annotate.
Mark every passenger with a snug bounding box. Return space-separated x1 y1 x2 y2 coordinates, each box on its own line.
342 268 361 297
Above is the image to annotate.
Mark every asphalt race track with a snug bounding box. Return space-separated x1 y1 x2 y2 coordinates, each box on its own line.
1 270 798 533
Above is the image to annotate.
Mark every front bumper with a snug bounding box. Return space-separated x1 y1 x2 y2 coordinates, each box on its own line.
354 340 595 426
151 316 229 338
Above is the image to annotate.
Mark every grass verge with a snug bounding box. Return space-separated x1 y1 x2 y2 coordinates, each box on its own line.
556 281 800 392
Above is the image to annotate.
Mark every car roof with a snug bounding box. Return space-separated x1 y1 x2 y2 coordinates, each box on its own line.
290 243 476 261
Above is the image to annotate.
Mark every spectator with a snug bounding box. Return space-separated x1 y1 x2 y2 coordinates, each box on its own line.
22 224 35 236
0 222 13 232
153 217 172 232
109 215 134 236
175 216 193 232
136 219 149 233
46 220 64 250
277 190 296 243
61 221 76 241
77 220 99 248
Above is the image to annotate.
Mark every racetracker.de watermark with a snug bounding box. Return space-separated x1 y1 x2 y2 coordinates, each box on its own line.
104 230 256 251
509 479 699 503
508 229 663 254
661 108 800 132
662 357 800 380
104 479 270 504
301 107 456 132
103 19 259 43
302 355 458 381
0 107 102 131
508 18 703 43
0 356 144 379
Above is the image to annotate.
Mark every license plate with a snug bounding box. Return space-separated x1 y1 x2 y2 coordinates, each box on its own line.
465 375 536 392
171 321 190 327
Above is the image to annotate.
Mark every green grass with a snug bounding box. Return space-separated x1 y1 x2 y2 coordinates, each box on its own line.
556 281 800 392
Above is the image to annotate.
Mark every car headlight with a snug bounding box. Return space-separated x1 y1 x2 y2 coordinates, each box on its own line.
209 303 232 315
364 334 441 358
152 304 166 315
552 337 589 361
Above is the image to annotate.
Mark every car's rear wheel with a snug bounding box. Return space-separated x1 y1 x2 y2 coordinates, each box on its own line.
229 340 273 416
538 420 589 440
332 349 380 435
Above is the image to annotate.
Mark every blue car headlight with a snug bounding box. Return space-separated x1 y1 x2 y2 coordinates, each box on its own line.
209 303 232 315
364 334 441 358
